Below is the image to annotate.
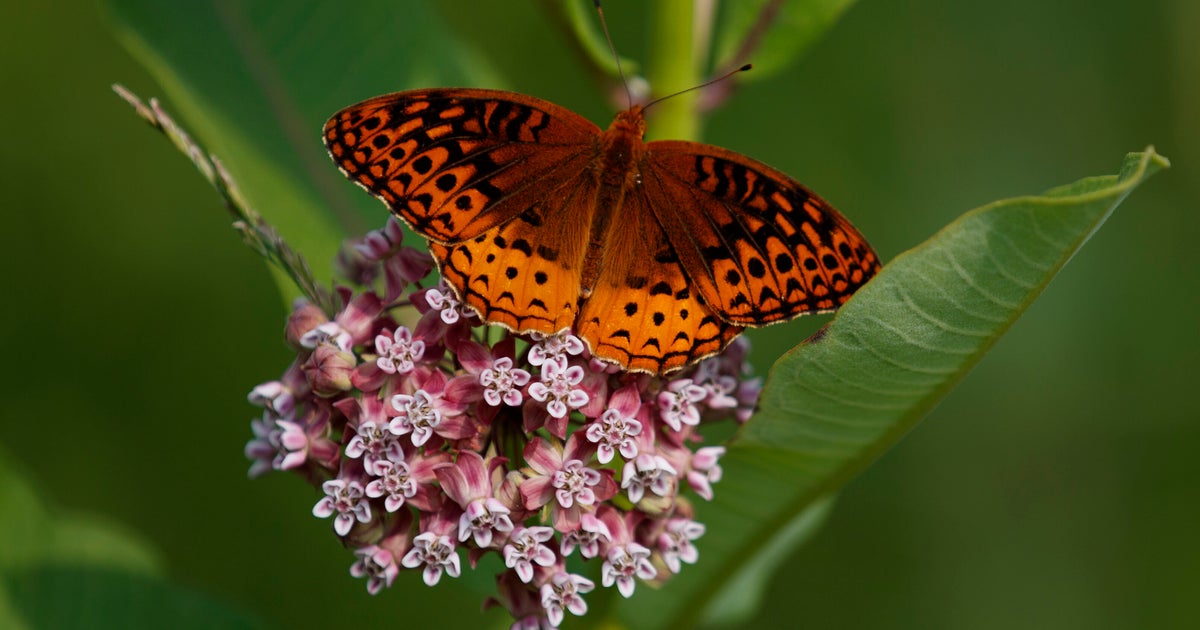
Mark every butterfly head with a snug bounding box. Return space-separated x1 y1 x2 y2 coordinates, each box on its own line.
607 105 647 141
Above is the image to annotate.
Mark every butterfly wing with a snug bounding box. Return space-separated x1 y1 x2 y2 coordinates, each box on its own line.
428 173 599 335
326 88 604 336
641 141 880 325
576 180 744 374
324 88 599 243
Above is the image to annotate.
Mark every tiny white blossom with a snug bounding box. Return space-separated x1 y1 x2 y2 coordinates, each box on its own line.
503 526 557 583
528 357 589 419
601 543 656 598
621 453 677 504
389 390 441 446
657 378 707 431
365 459 417 512
658 519 705 573
312 479 371 536
299 321 351 351
375 326 424 374
480 356 531 407
540 572 594 626
528 330 585 367
401 532 461 586
585 408 642 464
459 497 514 548
425 283 473 324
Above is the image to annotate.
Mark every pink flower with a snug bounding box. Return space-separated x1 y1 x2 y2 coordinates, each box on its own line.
375 326 425 375
425 281 474 325
299 321 351 351
389 370 476 447
596 507 656 598
527 330 585 367
244 412 285 478
527 357 589 438
658 518 705 574
365 459 416 512
735 376 763 423
284 299 330 350
621 453 678 504
539 570 594 627
332 289 385 346
443 338 529 413
245 406 336 477
365 452 447 513
402 531 461 586
247 380 295 418
519 435 616 531
401 510 461 586
353 217 407 262
350 545 399 594
503 526 557 583
657 378 707 431
584 383 644 464
559 513 611 559
481 357 531 407
345 419 404 475
686 446 725 500
389 390 442 447
437 451 514 548
313 478 371 536
692 358 740 409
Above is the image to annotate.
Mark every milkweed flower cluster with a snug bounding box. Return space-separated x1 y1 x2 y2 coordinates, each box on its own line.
245 218 762 628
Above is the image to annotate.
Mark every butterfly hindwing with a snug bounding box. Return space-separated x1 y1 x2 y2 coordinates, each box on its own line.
324 89 599 244
642 141 880 326
576 183 744 374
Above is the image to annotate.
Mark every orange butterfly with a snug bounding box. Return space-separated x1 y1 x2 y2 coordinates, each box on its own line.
324 89 879 375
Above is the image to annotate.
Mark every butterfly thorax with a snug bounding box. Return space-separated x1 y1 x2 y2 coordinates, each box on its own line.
578 107 650 295
594 106 648 185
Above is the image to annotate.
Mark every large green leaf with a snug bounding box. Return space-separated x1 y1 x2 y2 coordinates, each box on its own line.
615 149 1167 628
0 453 262 629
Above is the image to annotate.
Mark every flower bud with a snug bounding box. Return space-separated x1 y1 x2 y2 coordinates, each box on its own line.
304 343 357 397
286 300 330 351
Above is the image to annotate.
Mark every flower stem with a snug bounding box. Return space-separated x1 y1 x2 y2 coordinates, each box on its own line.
645 0 702 142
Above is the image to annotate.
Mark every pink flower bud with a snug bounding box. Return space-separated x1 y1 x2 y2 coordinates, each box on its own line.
304 343 357 397
285 300 330 350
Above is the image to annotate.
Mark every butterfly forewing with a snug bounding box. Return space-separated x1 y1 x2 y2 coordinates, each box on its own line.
643 141 880 326
428 168 598 336
324 89 599 244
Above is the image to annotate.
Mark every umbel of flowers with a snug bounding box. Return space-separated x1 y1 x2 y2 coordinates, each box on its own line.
245 217 761 628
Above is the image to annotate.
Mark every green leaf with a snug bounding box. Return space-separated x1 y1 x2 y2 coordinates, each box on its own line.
712 0 858 80
0 452 262 629
0 452 160 576
615 149 1168 629
4 566 264 630
104 0 504 298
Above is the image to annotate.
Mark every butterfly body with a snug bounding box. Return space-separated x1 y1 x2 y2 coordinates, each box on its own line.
325 88 879 374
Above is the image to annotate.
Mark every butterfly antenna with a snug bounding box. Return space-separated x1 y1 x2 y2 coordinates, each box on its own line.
642 63 753 114
594 0 633 109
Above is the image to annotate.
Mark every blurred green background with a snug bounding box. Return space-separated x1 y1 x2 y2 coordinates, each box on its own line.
2 0 1196 628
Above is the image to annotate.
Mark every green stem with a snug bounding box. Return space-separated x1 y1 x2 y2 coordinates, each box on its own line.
646 0 701 141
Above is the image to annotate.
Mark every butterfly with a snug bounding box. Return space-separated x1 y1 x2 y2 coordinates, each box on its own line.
324 88 879 375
